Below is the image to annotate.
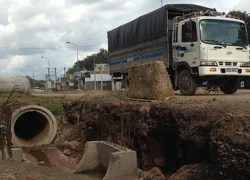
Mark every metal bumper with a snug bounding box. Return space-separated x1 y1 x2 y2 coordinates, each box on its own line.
199 66 250 76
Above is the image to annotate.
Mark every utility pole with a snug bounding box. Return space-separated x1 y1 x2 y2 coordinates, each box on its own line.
41 56 50 80
94 58 96 90
66 41 80 89
100 62 103 91
48 68 50 80
54 68 57 91
41 56 51 91
161 0 163 6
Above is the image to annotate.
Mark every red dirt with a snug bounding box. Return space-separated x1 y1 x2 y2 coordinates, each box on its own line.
1 90 250 179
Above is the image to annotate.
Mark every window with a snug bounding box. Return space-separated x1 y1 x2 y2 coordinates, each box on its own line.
200 19 248 46
182 21 197 42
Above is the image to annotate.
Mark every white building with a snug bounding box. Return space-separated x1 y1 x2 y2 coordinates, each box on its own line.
84 73 112 90
80 64 113 90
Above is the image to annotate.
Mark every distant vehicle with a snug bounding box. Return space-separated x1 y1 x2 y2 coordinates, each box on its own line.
108 4 250 95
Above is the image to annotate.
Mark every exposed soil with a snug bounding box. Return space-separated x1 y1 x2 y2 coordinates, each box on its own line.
0 159 88 180
58 91 250 179
1 90 250 179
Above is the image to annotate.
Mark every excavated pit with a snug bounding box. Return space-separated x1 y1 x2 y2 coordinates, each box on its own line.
60 94 250 179
147 132 180 173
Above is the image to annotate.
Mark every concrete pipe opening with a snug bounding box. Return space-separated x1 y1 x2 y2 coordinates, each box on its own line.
11 105 57 147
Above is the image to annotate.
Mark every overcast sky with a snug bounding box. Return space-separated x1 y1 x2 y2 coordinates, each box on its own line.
0 0 249 79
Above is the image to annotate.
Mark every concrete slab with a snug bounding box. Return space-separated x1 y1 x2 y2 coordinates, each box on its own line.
74 141 137 180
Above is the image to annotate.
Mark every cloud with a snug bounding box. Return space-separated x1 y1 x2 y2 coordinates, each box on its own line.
4 55 27 72
234 0 250 12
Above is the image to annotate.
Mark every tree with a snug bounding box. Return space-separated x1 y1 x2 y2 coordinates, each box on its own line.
25 76 45 88
67 48 109 74
228 11 250 43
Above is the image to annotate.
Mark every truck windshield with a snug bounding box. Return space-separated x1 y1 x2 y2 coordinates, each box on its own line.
200 19 248 47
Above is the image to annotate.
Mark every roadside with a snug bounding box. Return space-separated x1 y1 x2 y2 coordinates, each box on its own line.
1 89 250 179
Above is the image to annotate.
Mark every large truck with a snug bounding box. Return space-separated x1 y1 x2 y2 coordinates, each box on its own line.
108 4 250 95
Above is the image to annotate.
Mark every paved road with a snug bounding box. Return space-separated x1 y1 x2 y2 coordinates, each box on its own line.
175 89 250 99
31 89 250 100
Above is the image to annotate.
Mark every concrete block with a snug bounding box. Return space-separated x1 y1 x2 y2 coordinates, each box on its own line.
74 141 137 180
128 61 174 100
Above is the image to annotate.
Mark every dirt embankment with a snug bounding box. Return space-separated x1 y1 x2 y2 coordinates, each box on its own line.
57 93 250 179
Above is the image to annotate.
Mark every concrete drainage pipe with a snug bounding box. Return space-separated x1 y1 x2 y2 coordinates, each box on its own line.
11 105 57 147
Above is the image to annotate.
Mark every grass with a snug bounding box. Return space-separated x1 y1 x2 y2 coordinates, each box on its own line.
0 93 9 105
0 93 67 116
0 99 5 105
47 105 63 115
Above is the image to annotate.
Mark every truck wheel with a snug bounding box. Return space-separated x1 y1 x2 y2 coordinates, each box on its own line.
178 69 197 95
220 78 239 94
245 77 250 89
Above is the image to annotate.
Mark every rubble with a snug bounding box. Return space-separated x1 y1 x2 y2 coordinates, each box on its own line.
137 167 167 180
169 163 216 179
127 61 174 100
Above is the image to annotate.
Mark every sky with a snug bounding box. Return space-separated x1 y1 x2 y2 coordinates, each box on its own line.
0 0 249 80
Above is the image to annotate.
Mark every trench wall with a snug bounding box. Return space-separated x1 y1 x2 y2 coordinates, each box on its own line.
62 97 250 179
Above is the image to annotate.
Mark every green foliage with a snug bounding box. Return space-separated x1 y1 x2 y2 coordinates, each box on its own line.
0 99 5 105
67 48 109 74
66 66 77 75
0 93 9 97
0 94 66 116
228 11 248 21
0 93 12 105
26 76 46 88
47 105 62 116
102 82 112 90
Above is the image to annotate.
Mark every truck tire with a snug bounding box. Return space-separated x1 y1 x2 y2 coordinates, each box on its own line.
245 77 250 89
220 77 239 94
178 69 197 95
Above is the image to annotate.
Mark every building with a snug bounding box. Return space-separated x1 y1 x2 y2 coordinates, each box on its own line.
81 64 112 90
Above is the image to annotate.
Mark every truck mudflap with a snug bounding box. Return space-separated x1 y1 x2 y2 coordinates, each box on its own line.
199 66 250 76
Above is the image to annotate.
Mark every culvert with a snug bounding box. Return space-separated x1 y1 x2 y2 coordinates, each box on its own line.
11 105 57 147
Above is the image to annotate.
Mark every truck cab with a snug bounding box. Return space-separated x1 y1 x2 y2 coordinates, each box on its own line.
172 11 250 95
108 5 250 95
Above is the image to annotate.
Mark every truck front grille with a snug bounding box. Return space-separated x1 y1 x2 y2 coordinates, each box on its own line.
218 62 237 66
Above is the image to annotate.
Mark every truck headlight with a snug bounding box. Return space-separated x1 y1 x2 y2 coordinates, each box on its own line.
200 61 217 66
240 62 250 67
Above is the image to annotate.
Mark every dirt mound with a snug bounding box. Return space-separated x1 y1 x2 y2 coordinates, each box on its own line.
2 91 250 178
128 61 174 100
137 167 167 180
169 163 216 179
58 95 250 179
210 113 250 179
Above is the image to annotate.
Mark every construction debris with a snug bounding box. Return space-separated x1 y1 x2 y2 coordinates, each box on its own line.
127 61 174 100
